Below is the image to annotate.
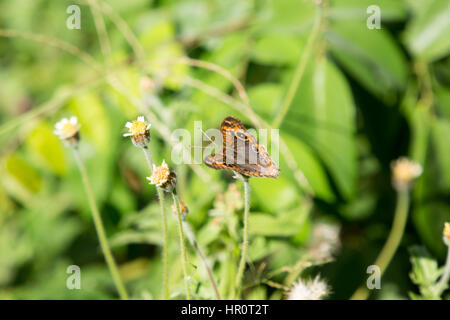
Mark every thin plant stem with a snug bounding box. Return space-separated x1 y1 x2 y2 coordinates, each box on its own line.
72 148 129 300
271 6 323 129
234 176 251 298
141 147 169 300
435 245 450 295
172 192 191 299
157 186 169 300
183 220 221 300
351 190 410 300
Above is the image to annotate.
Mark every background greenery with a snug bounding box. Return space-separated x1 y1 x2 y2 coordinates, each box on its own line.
0 0 449 299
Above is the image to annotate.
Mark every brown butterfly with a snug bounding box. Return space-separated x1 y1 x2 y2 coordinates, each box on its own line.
204 116 280 178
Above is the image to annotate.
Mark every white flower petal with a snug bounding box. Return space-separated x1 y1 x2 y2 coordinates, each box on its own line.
125 122 132 128
137 116 145 122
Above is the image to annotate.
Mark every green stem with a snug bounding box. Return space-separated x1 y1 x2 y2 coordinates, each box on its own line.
435 244 450 295
142 146 153 170
157 186 169 300
141 147 169 300
183 220 221 300
351 190 410 300
271 5 322 129
234 176 250 298
172 192 191 299
72 148 129 300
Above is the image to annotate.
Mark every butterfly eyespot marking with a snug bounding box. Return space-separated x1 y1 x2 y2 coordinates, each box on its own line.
236 131 248 140
251 144 258 153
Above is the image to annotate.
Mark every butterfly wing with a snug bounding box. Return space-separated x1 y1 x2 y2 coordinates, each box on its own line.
205 116 280 178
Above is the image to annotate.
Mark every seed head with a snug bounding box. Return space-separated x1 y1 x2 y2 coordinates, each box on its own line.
147 160 177 192
391 157 422 191
124 116 151 148
286 276 329 300
54 116 80 147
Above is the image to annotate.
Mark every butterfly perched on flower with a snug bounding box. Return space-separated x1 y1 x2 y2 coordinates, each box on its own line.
204 116 280 178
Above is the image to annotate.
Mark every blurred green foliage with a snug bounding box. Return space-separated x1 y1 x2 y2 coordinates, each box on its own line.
0 0 449 300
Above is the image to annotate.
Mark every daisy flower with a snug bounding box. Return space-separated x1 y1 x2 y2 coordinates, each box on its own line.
54 116 81 146
124 116 151 148
147 160 177 192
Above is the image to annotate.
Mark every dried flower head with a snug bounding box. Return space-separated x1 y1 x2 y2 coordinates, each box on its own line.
286 276 329 300
308 222 341 262
54 116 80 146
124 116 151 148
172 200 189 219
443 222 450 246
147 160 177 192
391 157 422 191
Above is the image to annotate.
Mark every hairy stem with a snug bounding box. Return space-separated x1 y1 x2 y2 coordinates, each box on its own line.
234 176 251 298
157 186 169 300
183 220 221 299
72 148 129 300
172 192 191 299
141 147 169 299
435 244 450 296
351 190 410 300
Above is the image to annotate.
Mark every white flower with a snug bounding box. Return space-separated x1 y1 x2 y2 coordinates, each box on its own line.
123 116 151 137
123 116 151 148
54 116 80 140
146 160 176 192
391 157 422 191
286 276 329 300
309 222 341 262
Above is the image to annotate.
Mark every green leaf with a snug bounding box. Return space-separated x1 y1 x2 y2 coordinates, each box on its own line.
254 0 316 35
327 20 408 101
404 0 450 62
251 35 303 66
25 121 67 176
330 0 407 22
408 246 442 299
431 119 450 192
140 20 188 90
2 153 42 202
67 92 111 153
249 205 309 237
282 133 334 201
248 83 283 120
251 175 298 212
283 59 357 199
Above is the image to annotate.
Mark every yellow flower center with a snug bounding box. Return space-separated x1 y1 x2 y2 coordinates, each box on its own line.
61 123 78 138
151 165 170 186
129 121 147 135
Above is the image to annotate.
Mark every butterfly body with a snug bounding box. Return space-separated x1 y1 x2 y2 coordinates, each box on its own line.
204 117 280 178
